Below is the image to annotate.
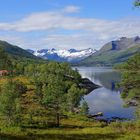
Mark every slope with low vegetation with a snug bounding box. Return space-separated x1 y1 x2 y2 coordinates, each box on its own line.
78 36 140 66
0 40 38 60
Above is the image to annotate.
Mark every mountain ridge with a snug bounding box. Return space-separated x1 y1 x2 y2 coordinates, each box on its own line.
0 40 39 60
78 36 140 66
27 48 96 62
1 36 140 66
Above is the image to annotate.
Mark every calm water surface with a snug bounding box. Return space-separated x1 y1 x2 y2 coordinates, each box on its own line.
75 66 136 119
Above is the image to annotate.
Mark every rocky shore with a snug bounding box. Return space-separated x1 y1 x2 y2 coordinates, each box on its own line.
79 78 100 94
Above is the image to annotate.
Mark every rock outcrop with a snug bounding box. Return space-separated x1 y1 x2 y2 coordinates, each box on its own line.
79 78 100 94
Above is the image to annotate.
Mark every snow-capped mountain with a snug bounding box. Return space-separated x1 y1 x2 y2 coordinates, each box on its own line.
27 48 96 62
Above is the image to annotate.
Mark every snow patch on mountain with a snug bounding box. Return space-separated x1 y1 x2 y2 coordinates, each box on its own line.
27 48 96 62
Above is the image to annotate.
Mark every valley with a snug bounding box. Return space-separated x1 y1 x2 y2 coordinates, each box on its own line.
26 36 140 66
0 1 140 139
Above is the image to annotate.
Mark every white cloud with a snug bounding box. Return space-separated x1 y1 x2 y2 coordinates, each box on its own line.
62 6 80 13
41 34 106 50
0 33 106 50
0 7 139 35
0 6 140 50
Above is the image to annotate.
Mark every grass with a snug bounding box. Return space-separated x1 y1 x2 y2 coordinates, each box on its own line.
0 118 140 140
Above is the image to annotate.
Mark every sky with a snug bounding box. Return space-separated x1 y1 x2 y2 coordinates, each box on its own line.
0 0 140 50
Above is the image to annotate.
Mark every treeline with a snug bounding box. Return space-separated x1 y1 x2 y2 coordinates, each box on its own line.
115 53 140 99
0 47 46 71
0 48 12 70
115 53 140 117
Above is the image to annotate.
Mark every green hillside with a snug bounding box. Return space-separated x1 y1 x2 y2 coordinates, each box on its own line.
78 37 140 66
0 40 39 60
0 40 47 71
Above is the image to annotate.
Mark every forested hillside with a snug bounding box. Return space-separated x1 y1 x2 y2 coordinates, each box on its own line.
0 40 41 60
0 41 48 72
0 47 91 128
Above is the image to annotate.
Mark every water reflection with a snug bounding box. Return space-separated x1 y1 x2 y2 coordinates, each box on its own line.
94 71 121 90
75 67 136 119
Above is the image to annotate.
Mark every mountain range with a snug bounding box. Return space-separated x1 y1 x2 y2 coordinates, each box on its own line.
0 36 140 66
78 36 140 66
27 48 96 62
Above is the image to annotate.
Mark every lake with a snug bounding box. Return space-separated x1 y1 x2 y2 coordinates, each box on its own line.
74 66 136 120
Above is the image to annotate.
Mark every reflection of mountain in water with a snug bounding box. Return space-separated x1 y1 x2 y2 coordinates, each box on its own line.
94 71 121 90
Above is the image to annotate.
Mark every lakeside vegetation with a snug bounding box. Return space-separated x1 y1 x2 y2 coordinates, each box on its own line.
115 53 140 119
115 53 140 102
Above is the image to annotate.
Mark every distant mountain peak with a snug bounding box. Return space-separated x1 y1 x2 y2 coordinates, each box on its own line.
109 36 140 51
27 48 96 63
134 36 140 42
68 48 77 53
119 37 127 40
